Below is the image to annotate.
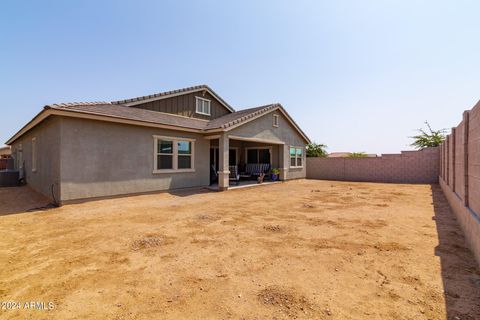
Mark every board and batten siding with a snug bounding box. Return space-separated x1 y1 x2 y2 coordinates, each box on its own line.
130 91 230 120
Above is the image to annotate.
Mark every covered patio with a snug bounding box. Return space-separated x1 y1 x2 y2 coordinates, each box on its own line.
206 134 289 191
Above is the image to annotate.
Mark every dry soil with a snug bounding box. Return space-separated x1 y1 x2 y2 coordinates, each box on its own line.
0 180 479 319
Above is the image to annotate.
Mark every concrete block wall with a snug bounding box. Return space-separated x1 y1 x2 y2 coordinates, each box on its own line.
306 147 439 184
439 101 480 267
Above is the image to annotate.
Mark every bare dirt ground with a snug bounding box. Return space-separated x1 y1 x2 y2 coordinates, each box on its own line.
1 180 479 320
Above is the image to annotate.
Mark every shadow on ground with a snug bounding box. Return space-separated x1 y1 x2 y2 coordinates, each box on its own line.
431 184 480 320
0 186 51 216
0 185 213 217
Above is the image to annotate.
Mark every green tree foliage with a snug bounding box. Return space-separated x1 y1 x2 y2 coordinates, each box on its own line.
306 142 328 157
348 152 368 158
410 121 447 149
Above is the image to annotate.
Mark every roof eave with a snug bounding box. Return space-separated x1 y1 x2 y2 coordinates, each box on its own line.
5 108 206 145
5 107 51 145
203 105 311 144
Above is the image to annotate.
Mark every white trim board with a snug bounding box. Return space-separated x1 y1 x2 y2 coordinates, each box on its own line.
289 145 304 169
195 96 211 116
228 135 284 145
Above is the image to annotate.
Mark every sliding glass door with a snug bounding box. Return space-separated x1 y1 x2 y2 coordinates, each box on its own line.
246 148 271 164
210 148 237 170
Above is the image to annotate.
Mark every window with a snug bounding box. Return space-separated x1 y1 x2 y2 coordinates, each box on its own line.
195 97 211 115
157 140 173 170
32 137 37 172
273 114 279 127
17 144 23 169
246 148 271 164
153 136 195 173
177 141 192 169
290 147 303 168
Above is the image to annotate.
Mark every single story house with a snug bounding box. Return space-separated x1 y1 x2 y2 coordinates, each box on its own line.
6 85 310 204
328 152 378 158
0 146 11 158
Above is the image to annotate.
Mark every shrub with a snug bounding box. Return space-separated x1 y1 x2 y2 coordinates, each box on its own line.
306 142 328 157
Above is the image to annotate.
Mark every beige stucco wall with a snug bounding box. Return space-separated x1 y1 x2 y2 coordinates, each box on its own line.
7 107 309 202
226 111 307 180
10 116 61 201
58 117 210 202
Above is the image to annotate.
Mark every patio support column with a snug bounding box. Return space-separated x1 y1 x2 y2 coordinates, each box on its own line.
279 144 288 181
218 133 230 191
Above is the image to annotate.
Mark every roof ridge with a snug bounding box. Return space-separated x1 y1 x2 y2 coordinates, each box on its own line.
43 85 235 112
47 101 111 108
233 103 278 112
110 85 234 112
111 85 208 105
47 103 208 122
220 104 278 129
202 103 279 130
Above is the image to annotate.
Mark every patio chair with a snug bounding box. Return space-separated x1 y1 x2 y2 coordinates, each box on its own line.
229 165 240 185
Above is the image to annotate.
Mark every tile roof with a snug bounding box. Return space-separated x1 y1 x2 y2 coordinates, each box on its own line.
328 152 352 158
44 102 280 132
46 102 208 130
111 84 234 112
204 104 278 130
6 86 310 144
44 101 309 141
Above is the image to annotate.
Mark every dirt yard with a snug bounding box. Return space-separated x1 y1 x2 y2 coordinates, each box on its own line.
1 180 479 320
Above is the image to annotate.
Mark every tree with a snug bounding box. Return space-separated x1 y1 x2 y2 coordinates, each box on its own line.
348 152 368 158
410 121 447 149
306 142 328 157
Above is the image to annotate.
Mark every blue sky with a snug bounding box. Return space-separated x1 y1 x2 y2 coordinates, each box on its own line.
1 0 479 153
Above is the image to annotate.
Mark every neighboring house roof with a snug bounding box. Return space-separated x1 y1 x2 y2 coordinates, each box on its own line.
6 86 310 144
328 152 352 158
328 152 378 158
0 146 11 156
111 84 235 113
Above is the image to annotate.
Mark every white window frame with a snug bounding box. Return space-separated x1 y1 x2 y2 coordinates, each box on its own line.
289 146 304 168
195 96 211 116
153 135 195 174
245 146 272 165
32 137 37 172
273 114 279 127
